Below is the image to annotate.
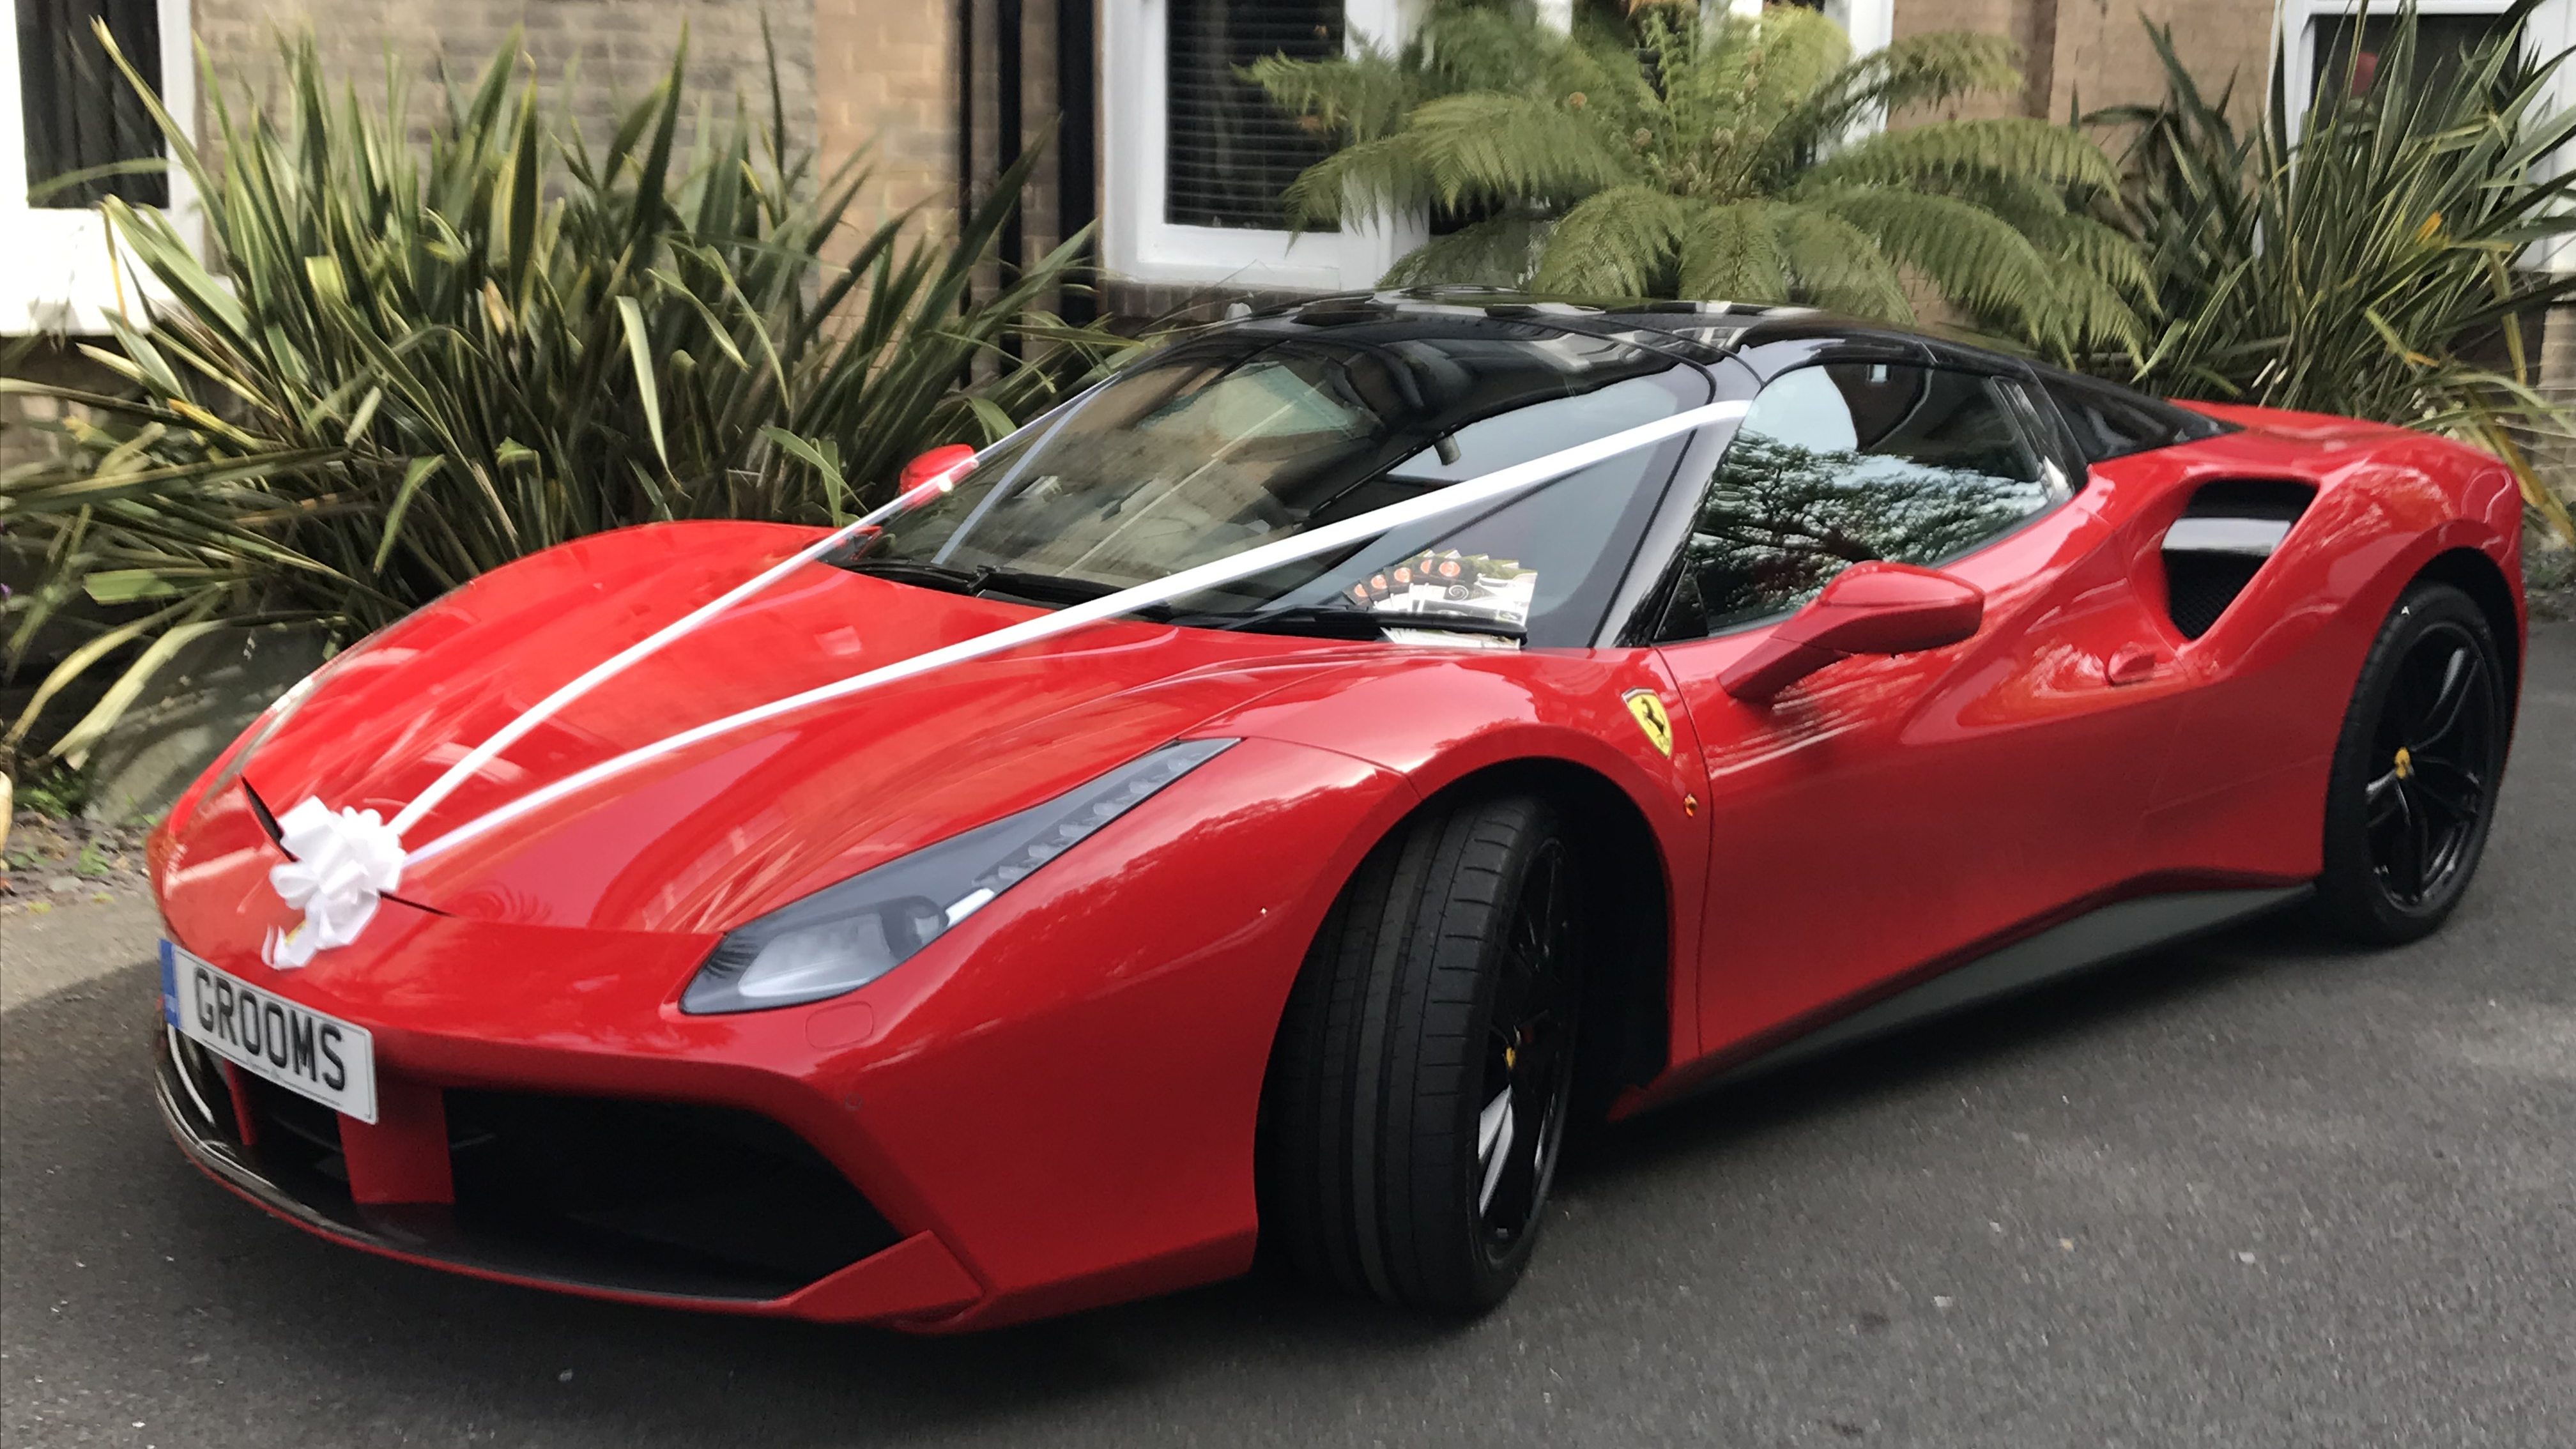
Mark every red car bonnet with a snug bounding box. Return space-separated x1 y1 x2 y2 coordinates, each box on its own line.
192 521 1363 935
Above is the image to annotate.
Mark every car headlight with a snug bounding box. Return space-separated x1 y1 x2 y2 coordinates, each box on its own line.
680 739 1238 1015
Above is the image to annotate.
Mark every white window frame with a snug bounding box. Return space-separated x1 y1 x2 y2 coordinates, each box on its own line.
2276 0 2574 272
0 0 199 336
1103 0 1423 291
1816 0 1893 61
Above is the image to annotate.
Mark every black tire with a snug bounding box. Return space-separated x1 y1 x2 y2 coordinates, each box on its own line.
1259 792 1581 1312
2312 581 2510 944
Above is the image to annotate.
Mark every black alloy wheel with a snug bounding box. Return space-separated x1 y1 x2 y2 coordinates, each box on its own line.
2315 581 2509 944
1261 792 1584 1311
1471 838 1577 1262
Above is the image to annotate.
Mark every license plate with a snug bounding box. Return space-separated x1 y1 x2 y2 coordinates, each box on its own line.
162 941 377 1124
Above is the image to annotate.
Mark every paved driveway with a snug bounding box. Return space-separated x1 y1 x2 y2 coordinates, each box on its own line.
5 624 2570 1448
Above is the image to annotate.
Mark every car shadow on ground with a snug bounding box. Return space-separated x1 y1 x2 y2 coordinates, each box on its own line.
1 903 2375 1447
1567 906 2361 1188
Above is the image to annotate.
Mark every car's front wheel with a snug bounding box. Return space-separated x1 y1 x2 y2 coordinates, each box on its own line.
2312 580 2510 944
1260 792 1581 1312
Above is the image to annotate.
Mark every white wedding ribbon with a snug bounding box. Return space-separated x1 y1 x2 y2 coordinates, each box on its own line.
259 463 970 965
262 398 1747 958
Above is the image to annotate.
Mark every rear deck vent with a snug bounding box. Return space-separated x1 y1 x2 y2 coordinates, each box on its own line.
2161 480 2315 640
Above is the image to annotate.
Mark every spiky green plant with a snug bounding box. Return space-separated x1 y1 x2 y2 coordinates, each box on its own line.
1251 0 2145 356
0 24 1130 763
2096 3 2576 544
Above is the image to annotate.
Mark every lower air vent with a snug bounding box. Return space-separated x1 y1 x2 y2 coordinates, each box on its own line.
2161 480 2315 640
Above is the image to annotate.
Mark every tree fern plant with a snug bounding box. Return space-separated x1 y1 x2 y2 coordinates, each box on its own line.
1251 0 2145 358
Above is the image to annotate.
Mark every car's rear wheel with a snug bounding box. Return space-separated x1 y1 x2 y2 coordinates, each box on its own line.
1260 792 1581 1312
2313 581 2509 944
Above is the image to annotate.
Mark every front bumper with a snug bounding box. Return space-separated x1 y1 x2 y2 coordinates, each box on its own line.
153 1023 994 1322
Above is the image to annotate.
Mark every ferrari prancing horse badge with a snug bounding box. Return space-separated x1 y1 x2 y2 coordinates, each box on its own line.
1622 688 1674 757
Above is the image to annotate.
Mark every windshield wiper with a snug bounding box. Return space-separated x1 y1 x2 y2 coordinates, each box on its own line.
834 556 1126 607
1168 606 1526 641
834 557 986 593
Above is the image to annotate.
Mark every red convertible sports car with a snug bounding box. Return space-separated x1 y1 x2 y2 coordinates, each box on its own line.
148 294 2525 1330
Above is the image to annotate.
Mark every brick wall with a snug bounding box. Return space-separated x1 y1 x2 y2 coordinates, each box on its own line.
813 0 954 240
2036 0 2274 126
192 1 815 176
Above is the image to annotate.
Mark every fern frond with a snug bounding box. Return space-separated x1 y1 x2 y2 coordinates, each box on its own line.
1383 215 1549 288
1842 31 2023 115
1713 6 1852 128
1418 4 1569 95
1404 92 1641 208
1763 30 2022 176
1246 49 1423 144
1809 186 2071 341
1673 201 1789 302
1798 118 2121 197
1768 202 1913 321
1531 185 1689 294
2033 211 2154 303
1278 133 1435 227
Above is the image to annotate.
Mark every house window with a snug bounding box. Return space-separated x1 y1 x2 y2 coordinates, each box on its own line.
2283 1 2572 129
2281 0 2572 272
2312 10 2511 96
17 0 167 207
1163 0 1339 231
1 0 195 335
1103 0 1413 292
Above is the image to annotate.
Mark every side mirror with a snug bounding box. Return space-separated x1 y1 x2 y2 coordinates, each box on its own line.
1719 562 1984 704
896 444 978 505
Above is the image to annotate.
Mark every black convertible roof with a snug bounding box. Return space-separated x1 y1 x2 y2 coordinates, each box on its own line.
1225 287 2230 463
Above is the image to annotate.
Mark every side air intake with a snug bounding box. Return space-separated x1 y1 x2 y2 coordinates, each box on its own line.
2161 480 2315 640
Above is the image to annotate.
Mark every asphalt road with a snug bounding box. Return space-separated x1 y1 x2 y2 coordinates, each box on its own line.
5 625 2570 1449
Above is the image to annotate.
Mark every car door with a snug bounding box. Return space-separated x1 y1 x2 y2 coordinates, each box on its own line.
1648 357 2195 1057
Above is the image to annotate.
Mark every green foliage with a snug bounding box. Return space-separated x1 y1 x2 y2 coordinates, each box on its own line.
7 758 94 820
2094 3 2576 544
0 24 1133 760
1252 1 2143 356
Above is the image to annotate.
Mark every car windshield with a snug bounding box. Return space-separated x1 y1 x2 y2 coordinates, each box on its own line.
845 320 1712 645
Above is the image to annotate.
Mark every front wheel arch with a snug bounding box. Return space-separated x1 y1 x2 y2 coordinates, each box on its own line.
1268 758 1675 1123
1250 758 1675 1303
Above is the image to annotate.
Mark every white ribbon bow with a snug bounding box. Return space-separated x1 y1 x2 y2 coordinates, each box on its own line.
263 798 405 969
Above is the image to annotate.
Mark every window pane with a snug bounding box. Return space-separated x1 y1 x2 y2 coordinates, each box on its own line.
17 0 166 209
1165 0 1340 231
1659 364 2057 640
2038 370 2224 464
2313 12 2513 103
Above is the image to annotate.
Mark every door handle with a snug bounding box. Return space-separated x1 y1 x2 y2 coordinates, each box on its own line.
2106 643 2163 686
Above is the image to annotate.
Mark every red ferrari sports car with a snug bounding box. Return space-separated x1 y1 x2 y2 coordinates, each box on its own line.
148 295 2525 1330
